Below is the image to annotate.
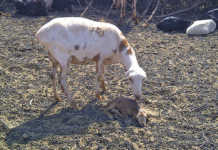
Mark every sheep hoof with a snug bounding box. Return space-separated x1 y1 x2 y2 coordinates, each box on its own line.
96 93 103 101
71 102 78 110
133 17 139 25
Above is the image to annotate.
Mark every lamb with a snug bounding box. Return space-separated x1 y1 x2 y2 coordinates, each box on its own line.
102 97 147 127
35 17 146 107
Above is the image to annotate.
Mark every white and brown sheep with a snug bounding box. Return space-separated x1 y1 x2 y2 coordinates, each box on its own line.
35 17 146 106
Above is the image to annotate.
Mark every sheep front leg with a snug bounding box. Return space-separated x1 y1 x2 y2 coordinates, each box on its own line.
51 62 62 102
48 53 62 102
96 62 106 100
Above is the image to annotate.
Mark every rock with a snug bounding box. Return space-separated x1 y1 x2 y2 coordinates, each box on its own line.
186 19 216 35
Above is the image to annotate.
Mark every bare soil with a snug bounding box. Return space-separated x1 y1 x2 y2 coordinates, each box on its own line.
0 6 217 150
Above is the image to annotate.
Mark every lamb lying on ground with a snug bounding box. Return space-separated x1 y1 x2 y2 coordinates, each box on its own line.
35 17 146 108
102 97 147 127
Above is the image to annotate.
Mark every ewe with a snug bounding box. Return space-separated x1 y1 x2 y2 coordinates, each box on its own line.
36 17 146 107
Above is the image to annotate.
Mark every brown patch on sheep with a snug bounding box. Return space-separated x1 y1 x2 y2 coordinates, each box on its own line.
69 54 101 65
74 45 79 50
127 48 133 55
96 27 104 37
71 55 82 64
70 56 89 64
103 57 113 64
92 54 100 62
119 39 129 52
90 27 104 37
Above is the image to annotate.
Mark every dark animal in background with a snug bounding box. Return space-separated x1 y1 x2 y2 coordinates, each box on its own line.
208 8 218 24
156 16 192 33
15 0 48 16
52 0 73 13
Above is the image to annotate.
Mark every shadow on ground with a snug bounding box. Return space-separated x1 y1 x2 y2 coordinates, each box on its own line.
5 99 139 146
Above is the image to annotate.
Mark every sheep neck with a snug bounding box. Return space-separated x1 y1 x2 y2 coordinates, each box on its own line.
120 50 139 71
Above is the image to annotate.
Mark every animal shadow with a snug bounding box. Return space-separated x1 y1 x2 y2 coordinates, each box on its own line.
5 98 142 146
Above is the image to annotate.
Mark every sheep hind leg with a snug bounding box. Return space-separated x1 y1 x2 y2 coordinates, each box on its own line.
96 62 106 100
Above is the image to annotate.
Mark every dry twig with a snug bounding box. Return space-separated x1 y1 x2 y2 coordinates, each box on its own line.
146 0 160 23
142 0 160 27
80 0 93 17
142 0 153 17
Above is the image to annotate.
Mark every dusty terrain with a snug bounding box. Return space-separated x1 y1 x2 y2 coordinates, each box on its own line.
0 5 218 150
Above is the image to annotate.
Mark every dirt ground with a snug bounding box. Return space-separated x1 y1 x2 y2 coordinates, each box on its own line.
0 5 218 150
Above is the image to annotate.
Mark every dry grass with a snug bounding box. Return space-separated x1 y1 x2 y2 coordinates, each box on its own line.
0 8 217 150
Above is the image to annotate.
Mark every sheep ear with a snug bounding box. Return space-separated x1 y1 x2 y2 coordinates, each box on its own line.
141 71 147 79
125 69 134 78
125 70 131 78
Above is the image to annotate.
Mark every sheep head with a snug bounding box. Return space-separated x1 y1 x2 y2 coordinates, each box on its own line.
126 66 147 100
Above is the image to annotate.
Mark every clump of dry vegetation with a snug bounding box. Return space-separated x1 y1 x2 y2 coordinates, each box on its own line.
0 0 217 150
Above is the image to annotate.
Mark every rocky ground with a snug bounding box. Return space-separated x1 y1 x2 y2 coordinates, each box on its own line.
0 4 217 150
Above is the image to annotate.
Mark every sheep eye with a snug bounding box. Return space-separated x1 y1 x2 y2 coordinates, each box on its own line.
129 78 133 83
